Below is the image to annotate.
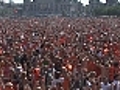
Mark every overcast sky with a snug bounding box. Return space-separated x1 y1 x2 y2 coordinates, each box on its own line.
3 0 107 5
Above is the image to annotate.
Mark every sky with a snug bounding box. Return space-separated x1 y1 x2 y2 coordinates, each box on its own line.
3 0 106 5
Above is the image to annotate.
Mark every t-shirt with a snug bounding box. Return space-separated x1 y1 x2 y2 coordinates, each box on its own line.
86 61 101 76
24 84 32 90
62 77 70 90
112 80 120 90
100 82 111 90
109 66 120 81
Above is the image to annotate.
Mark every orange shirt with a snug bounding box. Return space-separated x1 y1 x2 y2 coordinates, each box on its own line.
86 61 101 76
0 49 3 55
58 36 67 45
0 86 3 90
109 66 120 81
62 77 70 90
109 66 115 81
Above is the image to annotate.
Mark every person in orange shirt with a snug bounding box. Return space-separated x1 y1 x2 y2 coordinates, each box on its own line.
109 62 120 82
86 61 101 77
0 78 4 90
62 73 70 90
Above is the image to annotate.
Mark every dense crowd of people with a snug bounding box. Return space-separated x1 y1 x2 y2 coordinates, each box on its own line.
0 17 120 90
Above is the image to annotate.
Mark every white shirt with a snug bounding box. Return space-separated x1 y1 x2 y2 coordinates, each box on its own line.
51 77 64 88
112 80 120 90
100 82 111 90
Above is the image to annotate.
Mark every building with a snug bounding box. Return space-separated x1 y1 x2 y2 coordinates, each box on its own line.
89 0 101 8
23 0 79 16
88 0 101 16
106 0 118 6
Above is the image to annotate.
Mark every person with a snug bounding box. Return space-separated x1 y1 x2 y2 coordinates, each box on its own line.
111 74 120 90
4 82 14 90
62 73 70 90
0 78 4 90
0 17 119 90
100 77 111 90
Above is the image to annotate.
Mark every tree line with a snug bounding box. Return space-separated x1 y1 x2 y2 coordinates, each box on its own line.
94 5 120 16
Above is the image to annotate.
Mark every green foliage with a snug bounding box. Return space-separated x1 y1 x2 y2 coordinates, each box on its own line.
94 5 120 16
0 8 13 17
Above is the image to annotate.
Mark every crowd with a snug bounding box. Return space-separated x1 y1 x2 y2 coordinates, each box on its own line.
0 17 120 90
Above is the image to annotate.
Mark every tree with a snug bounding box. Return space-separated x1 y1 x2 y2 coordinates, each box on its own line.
94 5 120 16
